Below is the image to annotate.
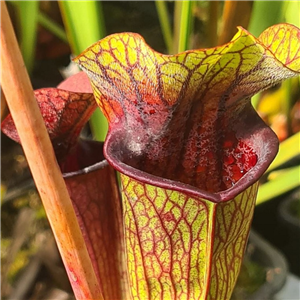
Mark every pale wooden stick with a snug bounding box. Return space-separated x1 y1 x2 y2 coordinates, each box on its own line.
1 88 9 121
0 3 103 300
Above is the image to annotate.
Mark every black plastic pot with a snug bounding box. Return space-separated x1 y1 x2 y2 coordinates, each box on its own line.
252 186 300 277
278 188 300 276
232 229 288 300
279 188 300 235
247 230 288 300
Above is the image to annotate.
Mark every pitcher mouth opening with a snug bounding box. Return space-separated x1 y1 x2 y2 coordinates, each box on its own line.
104 113 278 203
60 139 108 178
120 132 258 194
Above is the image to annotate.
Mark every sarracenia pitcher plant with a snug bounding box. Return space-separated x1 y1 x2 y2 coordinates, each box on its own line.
2 23 300 300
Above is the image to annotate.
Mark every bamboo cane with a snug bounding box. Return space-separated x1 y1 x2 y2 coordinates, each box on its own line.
0 3 103 299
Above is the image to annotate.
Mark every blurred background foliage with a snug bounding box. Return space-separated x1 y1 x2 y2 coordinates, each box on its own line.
1 1 300 299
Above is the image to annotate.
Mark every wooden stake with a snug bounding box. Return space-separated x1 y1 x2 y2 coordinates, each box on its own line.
0 3 103 299
218 1 253 45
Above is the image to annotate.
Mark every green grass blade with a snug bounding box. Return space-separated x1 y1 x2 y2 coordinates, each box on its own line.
89 109 109 142
248 1 284 37
267 132 300 173
37 12 68 43
257 131 300 205
155 1 173 54
59 1 107 141
175 1 193 53
256 166 300 205
11 1 39 74
59 1 105 55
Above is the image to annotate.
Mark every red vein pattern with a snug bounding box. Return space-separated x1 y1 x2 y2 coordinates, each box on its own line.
62 140 129 300
2 88 97 161
2 72 95 156
75 25 299 194
208 183 258 300
122 175 258 300
74 24 300 300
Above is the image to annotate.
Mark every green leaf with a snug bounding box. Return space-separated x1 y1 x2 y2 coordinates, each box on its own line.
173 1 194 53
155 1 173 54
11 1 39 74
58 0 108 141
59 1 105 55
257 166 300 204
267 132 300 173
37 12 68 43
248 1 284 37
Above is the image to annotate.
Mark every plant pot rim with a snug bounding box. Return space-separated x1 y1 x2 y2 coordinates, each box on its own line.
246 229 288 300
278 188 300 231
